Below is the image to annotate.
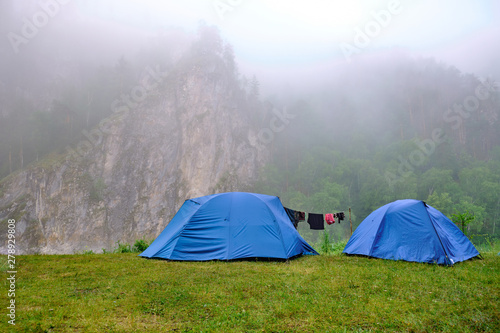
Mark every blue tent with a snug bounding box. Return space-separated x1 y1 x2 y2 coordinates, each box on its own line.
343 199 480 265
140 192 318 260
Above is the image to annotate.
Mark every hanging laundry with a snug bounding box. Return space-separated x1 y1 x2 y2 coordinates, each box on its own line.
338 212 345 222
298 211 306 221
284 207 296 227
293 211 301 228
307 213 324 230
325 213 335 225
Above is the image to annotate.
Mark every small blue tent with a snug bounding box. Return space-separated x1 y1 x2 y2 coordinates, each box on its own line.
140 192 318 260
343 199 480 265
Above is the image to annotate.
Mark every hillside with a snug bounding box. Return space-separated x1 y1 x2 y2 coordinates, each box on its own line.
0 27 268 254
1 25 500 254
252 55 500 244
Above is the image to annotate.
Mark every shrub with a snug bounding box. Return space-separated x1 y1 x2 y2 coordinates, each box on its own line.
74 246 95 255
331 239 348 255
451 210 475 236
132 239 151 253
319 231 331 254
113 241 132 253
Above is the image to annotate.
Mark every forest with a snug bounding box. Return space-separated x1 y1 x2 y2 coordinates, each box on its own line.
1 22 499 245
252 54 500 244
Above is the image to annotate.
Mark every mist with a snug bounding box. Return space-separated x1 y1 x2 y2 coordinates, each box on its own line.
3 1 500 91
2 3 500 330
1 0 500 247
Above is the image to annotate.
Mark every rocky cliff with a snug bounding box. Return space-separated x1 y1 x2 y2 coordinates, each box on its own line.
0 47 268 254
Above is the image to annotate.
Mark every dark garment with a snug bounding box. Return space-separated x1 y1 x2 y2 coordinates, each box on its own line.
298 211 306 221
293 211 301 228
284 207 296 227
333 212 344 223
338 212 345 222
307 213 324 230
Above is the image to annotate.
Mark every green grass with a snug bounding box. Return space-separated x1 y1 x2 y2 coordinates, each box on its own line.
0 251 498 332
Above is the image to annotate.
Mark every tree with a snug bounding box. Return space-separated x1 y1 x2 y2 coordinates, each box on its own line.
418 168 453 198
451 210 475 236
426 192 453 216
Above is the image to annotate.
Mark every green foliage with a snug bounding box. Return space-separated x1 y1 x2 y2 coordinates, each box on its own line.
316 235 348 256
132 239 151 253
315 235 348 255
6 253 499 332
426 192 453 215
113 241 132 253
110 240 151 254
74 246 95 255
252 96 500 241
331 239 348 255
452 210 476 236
471 234 498 253
319 231 331 254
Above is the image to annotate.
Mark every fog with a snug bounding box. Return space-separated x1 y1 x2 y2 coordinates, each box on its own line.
0 0 500 218
1 0 500 235
2 0 500 94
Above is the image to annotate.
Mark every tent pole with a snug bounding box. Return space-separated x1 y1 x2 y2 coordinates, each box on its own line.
349 207 352 236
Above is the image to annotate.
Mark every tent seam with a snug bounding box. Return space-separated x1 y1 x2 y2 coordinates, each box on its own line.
422 201 452 265
251 193 289 258
168 198 211 258
369 204 391 257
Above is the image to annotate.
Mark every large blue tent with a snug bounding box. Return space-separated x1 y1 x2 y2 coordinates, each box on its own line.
343 199 480 265
140 192 318 260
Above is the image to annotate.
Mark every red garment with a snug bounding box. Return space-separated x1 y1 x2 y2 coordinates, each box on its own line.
325 213 335 225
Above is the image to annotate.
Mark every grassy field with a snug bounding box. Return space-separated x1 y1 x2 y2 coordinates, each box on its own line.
0 249 499 332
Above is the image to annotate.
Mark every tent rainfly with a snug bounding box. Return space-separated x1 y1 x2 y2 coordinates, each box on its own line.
343 199 480 265
140 192 318 261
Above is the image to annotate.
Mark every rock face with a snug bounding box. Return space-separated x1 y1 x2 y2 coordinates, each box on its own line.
0 52 268 254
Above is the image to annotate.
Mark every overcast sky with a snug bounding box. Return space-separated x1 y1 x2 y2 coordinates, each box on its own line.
66 0 500 81
5 0 500 91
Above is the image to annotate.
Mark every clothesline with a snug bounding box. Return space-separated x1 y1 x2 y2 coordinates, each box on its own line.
284 207 345 230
